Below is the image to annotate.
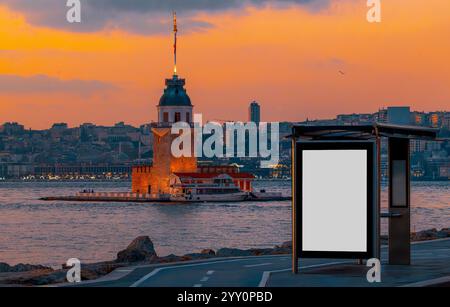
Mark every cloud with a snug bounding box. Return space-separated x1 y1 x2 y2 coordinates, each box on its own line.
2 0 330 34
0 74 116 94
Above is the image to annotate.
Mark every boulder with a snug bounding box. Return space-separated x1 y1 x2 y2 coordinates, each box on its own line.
216 248 253 257
116 236 157 263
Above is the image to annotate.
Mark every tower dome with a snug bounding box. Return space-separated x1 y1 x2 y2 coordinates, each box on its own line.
159 75 192 107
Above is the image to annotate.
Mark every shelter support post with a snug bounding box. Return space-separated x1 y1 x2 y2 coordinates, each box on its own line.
388 137 411 265
292 136 298 274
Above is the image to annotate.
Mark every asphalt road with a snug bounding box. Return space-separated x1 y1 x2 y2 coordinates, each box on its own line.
75 255 347 287
72 239 450 287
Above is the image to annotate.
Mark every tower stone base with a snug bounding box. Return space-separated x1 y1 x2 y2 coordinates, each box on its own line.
132 127 197 194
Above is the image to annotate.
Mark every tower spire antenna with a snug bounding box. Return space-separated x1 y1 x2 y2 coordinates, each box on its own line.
173 11 178 76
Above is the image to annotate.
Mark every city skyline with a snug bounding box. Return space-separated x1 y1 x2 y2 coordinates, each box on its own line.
1 106 449 131
1 0 450 129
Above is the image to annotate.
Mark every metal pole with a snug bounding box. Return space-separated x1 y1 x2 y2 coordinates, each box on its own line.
292 136 298 274
173 11 178 75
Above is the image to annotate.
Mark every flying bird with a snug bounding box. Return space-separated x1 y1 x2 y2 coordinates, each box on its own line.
338 70 345 75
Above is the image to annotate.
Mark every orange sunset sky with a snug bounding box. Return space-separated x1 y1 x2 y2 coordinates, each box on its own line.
0 0 449 129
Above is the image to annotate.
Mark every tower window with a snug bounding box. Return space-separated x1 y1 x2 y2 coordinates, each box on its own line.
163 112 169 122
175 112 181 122
186 112 190 122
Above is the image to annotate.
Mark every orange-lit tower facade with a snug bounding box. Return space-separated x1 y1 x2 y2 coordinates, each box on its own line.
132 12 197 194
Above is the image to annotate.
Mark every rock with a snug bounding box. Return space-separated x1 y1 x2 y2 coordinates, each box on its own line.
184 253 215 260
269 241 292 255
0 262 51 273
216 248 253 257
2 268 61 286
80 262 124 281
18 270 67 286
270 247 290 255
201 249 216 256
411 228 438 241
248 248 274 256
437 228 450 238
159 254 184 263
280 241 292 249
0 263 12 273
116 236 157 263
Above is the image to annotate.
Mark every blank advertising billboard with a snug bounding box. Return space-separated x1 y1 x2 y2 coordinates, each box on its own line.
295 141 375 259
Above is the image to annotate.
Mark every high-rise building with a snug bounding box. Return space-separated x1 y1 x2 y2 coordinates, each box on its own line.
249 101 261 124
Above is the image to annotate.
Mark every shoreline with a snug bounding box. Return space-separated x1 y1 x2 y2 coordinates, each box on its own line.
1 227 448 287
0 179 448 183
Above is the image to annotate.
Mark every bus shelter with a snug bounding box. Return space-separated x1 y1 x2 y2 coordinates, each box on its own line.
290 123 438 273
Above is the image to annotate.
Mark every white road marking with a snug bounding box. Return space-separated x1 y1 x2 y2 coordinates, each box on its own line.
193 284 202 288
244 262 272 268
200 276 210 282
258 261 353 287
206 270 215 275
130 255 284 287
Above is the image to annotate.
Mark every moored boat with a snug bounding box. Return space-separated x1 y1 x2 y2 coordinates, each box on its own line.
169 173 249 202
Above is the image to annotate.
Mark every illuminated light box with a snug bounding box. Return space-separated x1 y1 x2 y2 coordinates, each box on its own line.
295 141 376 259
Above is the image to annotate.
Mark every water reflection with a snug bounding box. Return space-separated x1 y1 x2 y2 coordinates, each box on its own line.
0 180 447 267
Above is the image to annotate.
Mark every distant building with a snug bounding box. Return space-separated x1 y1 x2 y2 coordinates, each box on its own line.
34 164 131 177
249 101 261 124
443 113 450 130
410 139 426 153
49 123 68 139
337 113 374 125
440 164 450 179
387 106 411 125
375 108 388 123
429 112 442 128
412 112 427 126
0 122 25 135
51 123 68 130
